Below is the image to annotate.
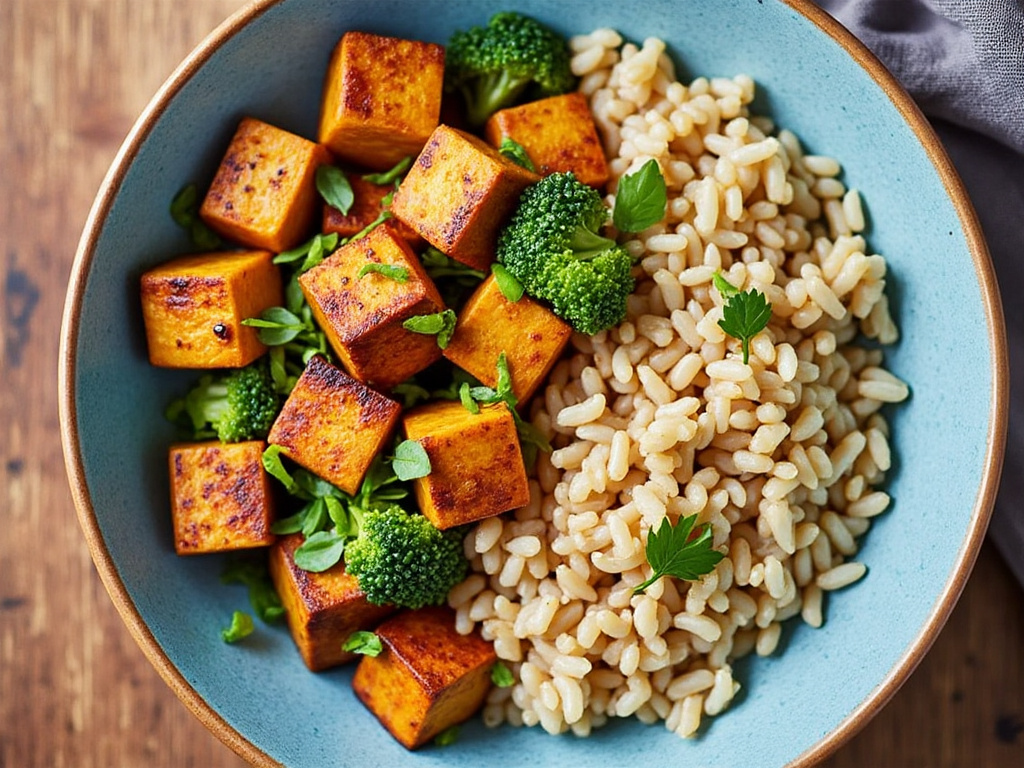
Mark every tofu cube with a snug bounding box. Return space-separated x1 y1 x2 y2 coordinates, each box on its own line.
390 125 538 271
402 401 530 529
140 250 282 368
199 117 331 252
299 221 445 389
169 440 275 555
443 273 572 404
484 91 610 188
268 533 396 671
267 355 401 495
318 31 444 170
322 174 421 246
352 606 497 749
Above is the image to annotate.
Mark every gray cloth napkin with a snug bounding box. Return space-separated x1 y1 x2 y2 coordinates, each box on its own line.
813 0 1024 586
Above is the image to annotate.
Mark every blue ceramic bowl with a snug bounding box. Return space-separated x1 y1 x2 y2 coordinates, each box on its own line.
60 1 1006 766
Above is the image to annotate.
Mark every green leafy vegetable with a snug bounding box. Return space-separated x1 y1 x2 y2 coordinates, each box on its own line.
293 529 347 573
491 661 514 688
434 726 460 747
221 611 255 643
170 183 222 249
220 558 285 623
343 630 383 657
717 287 773 364
498 137 536 172
459 381 480 414
402 309 458 349
392 439 431 481
612 159 667 233
358 262 410 283
712 270 741 300
491 262 524 302
316 165 354 214
362 156 413 185
633 514 725 594
274 232 339 274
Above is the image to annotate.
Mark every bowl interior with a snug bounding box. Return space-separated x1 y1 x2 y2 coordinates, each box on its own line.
64 0 1002 766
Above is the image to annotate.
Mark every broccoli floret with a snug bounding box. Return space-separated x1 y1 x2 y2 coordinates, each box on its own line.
446 11 575 126
169 358 280 443
497 171 634 335
344 504 467 610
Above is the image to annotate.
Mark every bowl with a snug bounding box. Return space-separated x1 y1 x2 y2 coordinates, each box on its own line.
59 0 1007 765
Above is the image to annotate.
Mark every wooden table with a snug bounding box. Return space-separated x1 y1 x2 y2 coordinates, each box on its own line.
2 1 1022 765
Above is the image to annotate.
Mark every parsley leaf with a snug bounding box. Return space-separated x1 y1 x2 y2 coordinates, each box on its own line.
362 156 412 185
491 661 515 688
612 159 667 233
221 611 255 643
391 439 431 481
343 630 383 657
498 137 536 173
633 514 724 594
491 262 524 302
316 165 354 214
717 287 772 364
358 262 410 283
402 309 458 349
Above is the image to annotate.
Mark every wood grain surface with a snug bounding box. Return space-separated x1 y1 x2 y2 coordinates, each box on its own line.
2 1 1021 766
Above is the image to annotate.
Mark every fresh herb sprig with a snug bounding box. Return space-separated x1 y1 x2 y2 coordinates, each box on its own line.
498 137 536 173
634 514 724 594
358 262 410 283
714 271 773 364
403 309 458 350
612 158 667 233
343 630 383 657
316 165 354 214
362 156 413 186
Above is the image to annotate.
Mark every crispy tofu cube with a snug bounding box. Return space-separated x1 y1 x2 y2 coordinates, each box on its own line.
352 606 496 749
390 125 538 271
199 117 331 252
402 401 530 529
443 274 572 404
169 440 275 554
299 221 445 388
322 174 421 246
268 533 396 671
140 250 282 368
318 31 444 170
267 355 401 495
484 91 610 188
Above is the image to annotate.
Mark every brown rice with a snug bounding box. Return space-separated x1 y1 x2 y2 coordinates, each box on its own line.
449 29 908 739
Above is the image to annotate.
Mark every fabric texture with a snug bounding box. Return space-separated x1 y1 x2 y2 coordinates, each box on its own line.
813 0 1024 585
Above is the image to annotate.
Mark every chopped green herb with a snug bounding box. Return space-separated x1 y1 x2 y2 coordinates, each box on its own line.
293 529 347 573
261 444 299 495
717 287 773 364
491 262 524 302
612 158 667 233
342 630 383 657
498 137 536 172
221 610 255 643
459 381 480 414
402 309 458 349
358 262 410 283
633 514 725 594
491 661 515 688
392 439 431 481
169 183 222 249
316 165 354 214
220 558 285 623
274 232 339 274
362 156 413 185
433 726 460 747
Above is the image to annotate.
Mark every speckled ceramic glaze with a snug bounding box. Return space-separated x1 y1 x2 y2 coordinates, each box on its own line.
60 1 1006 766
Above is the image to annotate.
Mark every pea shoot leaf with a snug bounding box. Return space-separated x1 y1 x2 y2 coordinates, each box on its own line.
316 165 354 214
391 439 431 481
491 262 524 302
343 630 383 657
221 611 255 643
498 137 536 173
362 156 412 185
402 309 458 349
358 262 410 283
633 514 724 594
293 529 346 572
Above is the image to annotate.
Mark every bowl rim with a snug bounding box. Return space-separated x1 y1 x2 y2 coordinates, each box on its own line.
58 0 1007 765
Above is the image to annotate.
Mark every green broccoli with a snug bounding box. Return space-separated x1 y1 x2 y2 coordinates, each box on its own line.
496 171 634 335
445 11 576 127
167 358 279 443
342 505 468 610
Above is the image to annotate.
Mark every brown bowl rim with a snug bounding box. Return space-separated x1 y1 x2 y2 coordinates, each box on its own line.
58 0 1008 766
